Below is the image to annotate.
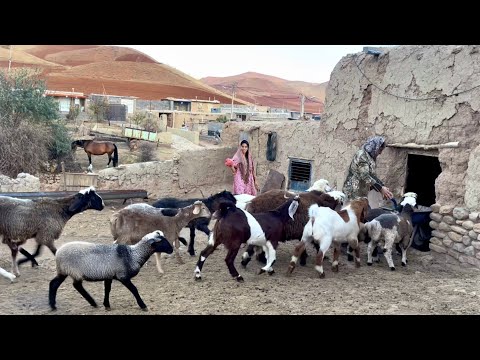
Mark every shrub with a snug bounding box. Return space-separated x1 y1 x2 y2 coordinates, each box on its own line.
138 141 157 162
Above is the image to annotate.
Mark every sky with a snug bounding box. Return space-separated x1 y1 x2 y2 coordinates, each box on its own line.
116 45 393 84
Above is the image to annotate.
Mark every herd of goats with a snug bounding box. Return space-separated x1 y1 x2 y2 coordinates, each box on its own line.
0 179 418 311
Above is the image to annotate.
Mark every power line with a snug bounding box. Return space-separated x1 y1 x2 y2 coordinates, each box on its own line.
352 54 480 101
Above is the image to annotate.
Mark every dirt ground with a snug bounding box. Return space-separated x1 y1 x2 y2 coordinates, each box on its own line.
1 199 480 315
71 134 219 173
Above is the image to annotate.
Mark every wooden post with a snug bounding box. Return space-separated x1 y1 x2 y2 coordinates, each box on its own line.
61 161 67 191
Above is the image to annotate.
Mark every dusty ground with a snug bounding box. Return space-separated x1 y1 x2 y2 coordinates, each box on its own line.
1 199 480 315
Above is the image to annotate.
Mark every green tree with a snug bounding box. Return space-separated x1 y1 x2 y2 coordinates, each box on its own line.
0 68 72 177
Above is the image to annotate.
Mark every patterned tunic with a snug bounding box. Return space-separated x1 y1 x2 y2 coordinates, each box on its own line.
343 148 384 200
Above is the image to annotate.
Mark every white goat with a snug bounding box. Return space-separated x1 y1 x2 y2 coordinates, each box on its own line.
287 198 369 278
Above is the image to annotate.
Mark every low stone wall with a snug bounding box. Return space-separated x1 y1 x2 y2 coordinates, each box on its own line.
429 203 480 268
167 127 199 144
0 173 40 192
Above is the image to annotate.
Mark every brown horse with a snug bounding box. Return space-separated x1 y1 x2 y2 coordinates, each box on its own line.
71 140 119 168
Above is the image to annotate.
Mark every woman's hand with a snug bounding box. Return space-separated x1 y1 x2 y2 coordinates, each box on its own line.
381 186 393 200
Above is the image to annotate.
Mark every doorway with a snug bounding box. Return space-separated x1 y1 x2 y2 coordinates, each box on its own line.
405 154 442 206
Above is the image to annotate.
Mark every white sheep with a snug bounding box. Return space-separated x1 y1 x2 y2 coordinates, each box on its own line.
49 230 173 311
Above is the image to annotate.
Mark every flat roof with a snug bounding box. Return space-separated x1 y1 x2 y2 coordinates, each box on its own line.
45 90 86 99
162 97 220 104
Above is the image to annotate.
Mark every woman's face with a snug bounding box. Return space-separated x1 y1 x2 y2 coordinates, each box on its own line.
241 143 248 154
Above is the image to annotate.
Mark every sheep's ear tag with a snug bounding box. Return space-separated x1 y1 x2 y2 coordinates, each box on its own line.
288 200 299 220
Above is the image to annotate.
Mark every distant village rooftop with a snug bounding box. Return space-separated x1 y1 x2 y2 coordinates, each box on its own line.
162 97 220 104
89 93 139 99
44 90 86 99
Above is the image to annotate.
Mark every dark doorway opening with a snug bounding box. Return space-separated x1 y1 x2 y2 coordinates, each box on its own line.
405 154 442 252
405 154 442 206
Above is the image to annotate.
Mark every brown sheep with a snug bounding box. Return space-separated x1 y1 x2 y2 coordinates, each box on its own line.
110 201 210 274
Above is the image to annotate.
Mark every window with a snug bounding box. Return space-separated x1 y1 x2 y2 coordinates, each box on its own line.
288 158 312 192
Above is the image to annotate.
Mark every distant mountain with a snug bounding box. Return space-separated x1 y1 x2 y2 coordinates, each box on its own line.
0 45 250 105
201 71 328 112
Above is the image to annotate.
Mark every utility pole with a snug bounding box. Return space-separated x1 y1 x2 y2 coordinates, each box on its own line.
300 93 305 119
230 82 237 120
8 45 13 72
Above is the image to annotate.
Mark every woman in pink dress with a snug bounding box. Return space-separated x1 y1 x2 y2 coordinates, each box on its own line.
226 140 259 195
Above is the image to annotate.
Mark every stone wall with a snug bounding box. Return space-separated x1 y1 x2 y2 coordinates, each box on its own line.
0 173 40 192
428 203 480 268
96 147 235 199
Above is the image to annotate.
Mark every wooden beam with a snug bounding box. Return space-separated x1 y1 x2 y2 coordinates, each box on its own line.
387 141 459 150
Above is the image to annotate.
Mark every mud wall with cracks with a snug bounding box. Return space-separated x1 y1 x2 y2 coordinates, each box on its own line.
324 45 480 207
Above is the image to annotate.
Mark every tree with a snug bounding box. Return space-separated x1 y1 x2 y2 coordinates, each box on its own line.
0 68 72 177
88 96 109 123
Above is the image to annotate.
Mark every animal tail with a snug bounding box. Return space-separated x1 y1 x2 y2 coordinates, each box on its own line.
113 143 119 167
308 204 321 218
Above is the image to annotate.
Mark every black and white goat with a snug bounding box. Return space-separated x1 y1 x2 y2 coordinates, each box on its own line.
194 196 300 282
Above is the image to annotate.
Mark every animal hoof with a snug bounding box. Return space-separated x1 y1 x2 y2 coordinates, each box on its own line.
141 307 149 312
390 267 396 271
236 276 244 282
189 251 196 257
240 259 249 268
367 262 373 266
194 274 202 281
401 262 406 267
318 272 325 279
256 253 267 264
332 265 339 273
355 261 361 268
347 254 354 262
105 306 111 311
268 269 275 276
91 303 98 308
258 269 266 275
50 306 57 311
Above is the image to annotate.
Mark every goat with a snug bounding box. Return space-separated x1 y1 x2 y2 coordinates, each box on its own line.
0 266 16 283
49 230 173 311
0 187 105 277
287 198 369 278
110 201 210 274
194 196 300 282
243 189 340 266
152 190 236 256
364 204 414 270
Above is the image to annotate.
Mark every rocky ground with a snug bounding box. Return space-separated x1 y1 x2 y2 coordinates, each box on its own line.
1 200 480 315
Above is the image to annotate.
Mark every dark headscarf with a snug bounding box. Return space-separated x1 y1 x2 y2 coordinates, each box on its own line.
363 136 385 160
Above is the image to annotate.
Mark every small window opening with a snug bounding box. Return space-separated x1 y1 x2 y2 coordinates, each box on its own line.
288 158 312 192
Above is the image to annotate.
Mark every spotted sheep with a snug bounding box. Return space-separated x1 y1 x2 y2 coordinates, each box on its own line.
0 187 105 277
194 195 300 282
287 197 369 278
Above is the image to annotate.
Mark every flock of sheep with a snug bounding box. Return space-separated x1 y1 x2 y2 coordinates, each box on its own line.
0 180 418 312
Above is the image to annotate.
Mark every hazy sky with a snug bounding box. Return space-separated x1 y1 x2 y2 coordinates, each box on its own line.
117 45 392 84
